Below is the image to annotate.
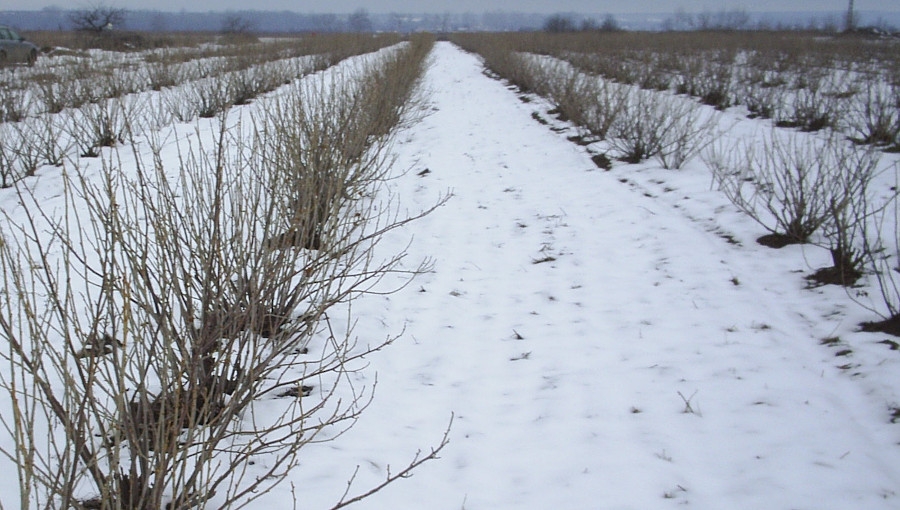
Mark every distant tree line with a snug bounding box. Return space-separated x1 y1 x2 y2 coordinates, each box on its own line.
2 5 897 34
659 7 897 34
543 14 622 33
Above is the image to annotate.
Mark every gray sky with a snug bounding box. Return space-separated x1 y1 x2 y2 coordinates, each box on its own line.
5 0 898 13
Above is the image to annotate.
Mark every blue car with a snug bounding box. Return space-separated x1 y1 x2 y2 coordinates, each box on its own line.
0 26 38 66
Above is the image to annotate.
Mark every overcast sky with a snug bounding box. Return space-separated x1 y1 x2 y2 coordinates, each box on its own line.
5 0 898 14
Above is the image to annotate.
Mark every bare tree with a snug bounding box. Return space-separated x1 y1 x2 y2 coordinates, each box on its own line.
543 14 576 33
221 13 255 37
68 3 126 32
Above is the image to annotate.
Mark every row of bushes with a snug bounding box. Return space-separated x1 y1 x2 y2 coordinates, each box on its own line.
455 40 716 170
453 31 900 150
456 33 900 330
0 35 443 509
0 36 408 188
0 33 402 122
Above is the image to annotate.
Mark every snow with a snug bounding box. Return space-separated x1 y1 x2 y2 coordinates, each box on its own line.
280 42 900 508
1 40 899 509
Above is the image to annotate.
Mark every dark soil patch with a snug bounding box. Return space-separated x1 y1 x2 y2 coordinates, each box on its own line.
547 107 569 122
531 111 548 125
567 134 596 146
891 407 900 423
775 120 802 129
276 385 313 399
878 339 900 351
591 153 612 170
860 315 900 337
806 265 862 287
618 153 644 164
756 233 802 249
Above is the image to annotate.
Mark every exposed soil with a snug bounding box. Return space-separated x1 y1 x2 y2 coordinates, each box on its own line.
860 315 900 337
756 233 802 249
591 153 612 170
806 265 862 287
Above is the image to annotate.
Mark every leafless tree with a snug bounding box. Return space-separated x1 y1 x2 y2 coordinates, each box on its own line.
68 4 126 33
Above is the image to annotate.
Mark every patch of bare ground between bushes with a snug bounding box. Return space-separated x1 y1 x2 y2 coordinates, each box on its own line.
860 315 900 337
756 233 801 249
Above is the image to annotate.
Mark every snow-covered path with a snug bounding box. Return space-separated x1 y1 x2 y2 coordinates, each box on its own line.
283 42 900 509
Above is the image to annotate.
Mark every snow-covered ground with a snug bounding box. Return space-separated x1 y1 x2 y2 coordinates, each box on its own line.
278 42 900 509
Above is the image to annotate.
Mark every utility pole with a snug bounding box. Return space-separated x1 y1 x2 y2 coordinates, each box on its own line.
845 0 856 32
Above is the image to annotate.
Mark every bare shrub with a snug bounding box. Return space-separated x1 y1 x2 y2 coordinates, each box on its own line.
607 89 675 163
162 85 197 123
735 63 788 120
811 143 885 285
145 51 187 90
97 66 143 99
706 131 864 244
675 51 734 110
0 124 24 187
35 73 74 114
10 122 45 178
21 114 70 168
0 82 31 123
655 99 718 170
846 76 900 147
68 98 132 157
776 69 845 132
192 75 232 119
862 168 900 324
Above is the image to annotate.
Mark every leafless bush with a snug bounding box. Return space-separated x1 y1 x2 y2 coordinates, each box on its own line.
163 86 198 123
0 37 445 510
742 81 787 120
97 66 144 99
776 69 846 132
67 98 137 157
655 99 718 169
735 63 788 119
811 143 885 285
607 89 676 163
192 78 231 119
25 114 71 167
706 131 872 245
674 51 734 110
846 76 900 148
146 53 187 91
0 82 31 123
35 73 74 114
10 122 45 178
633 53 672 91
577 79 629 140
541 62 599 127
0 125 24 187
862 168 900 323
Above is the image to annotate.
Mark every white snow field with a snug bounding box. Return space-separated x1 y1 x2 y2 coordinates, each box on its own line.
279 42 900 509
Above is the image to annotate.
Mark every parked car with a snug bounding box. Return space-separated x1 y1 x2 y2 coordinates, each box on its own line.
0 26 38 66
